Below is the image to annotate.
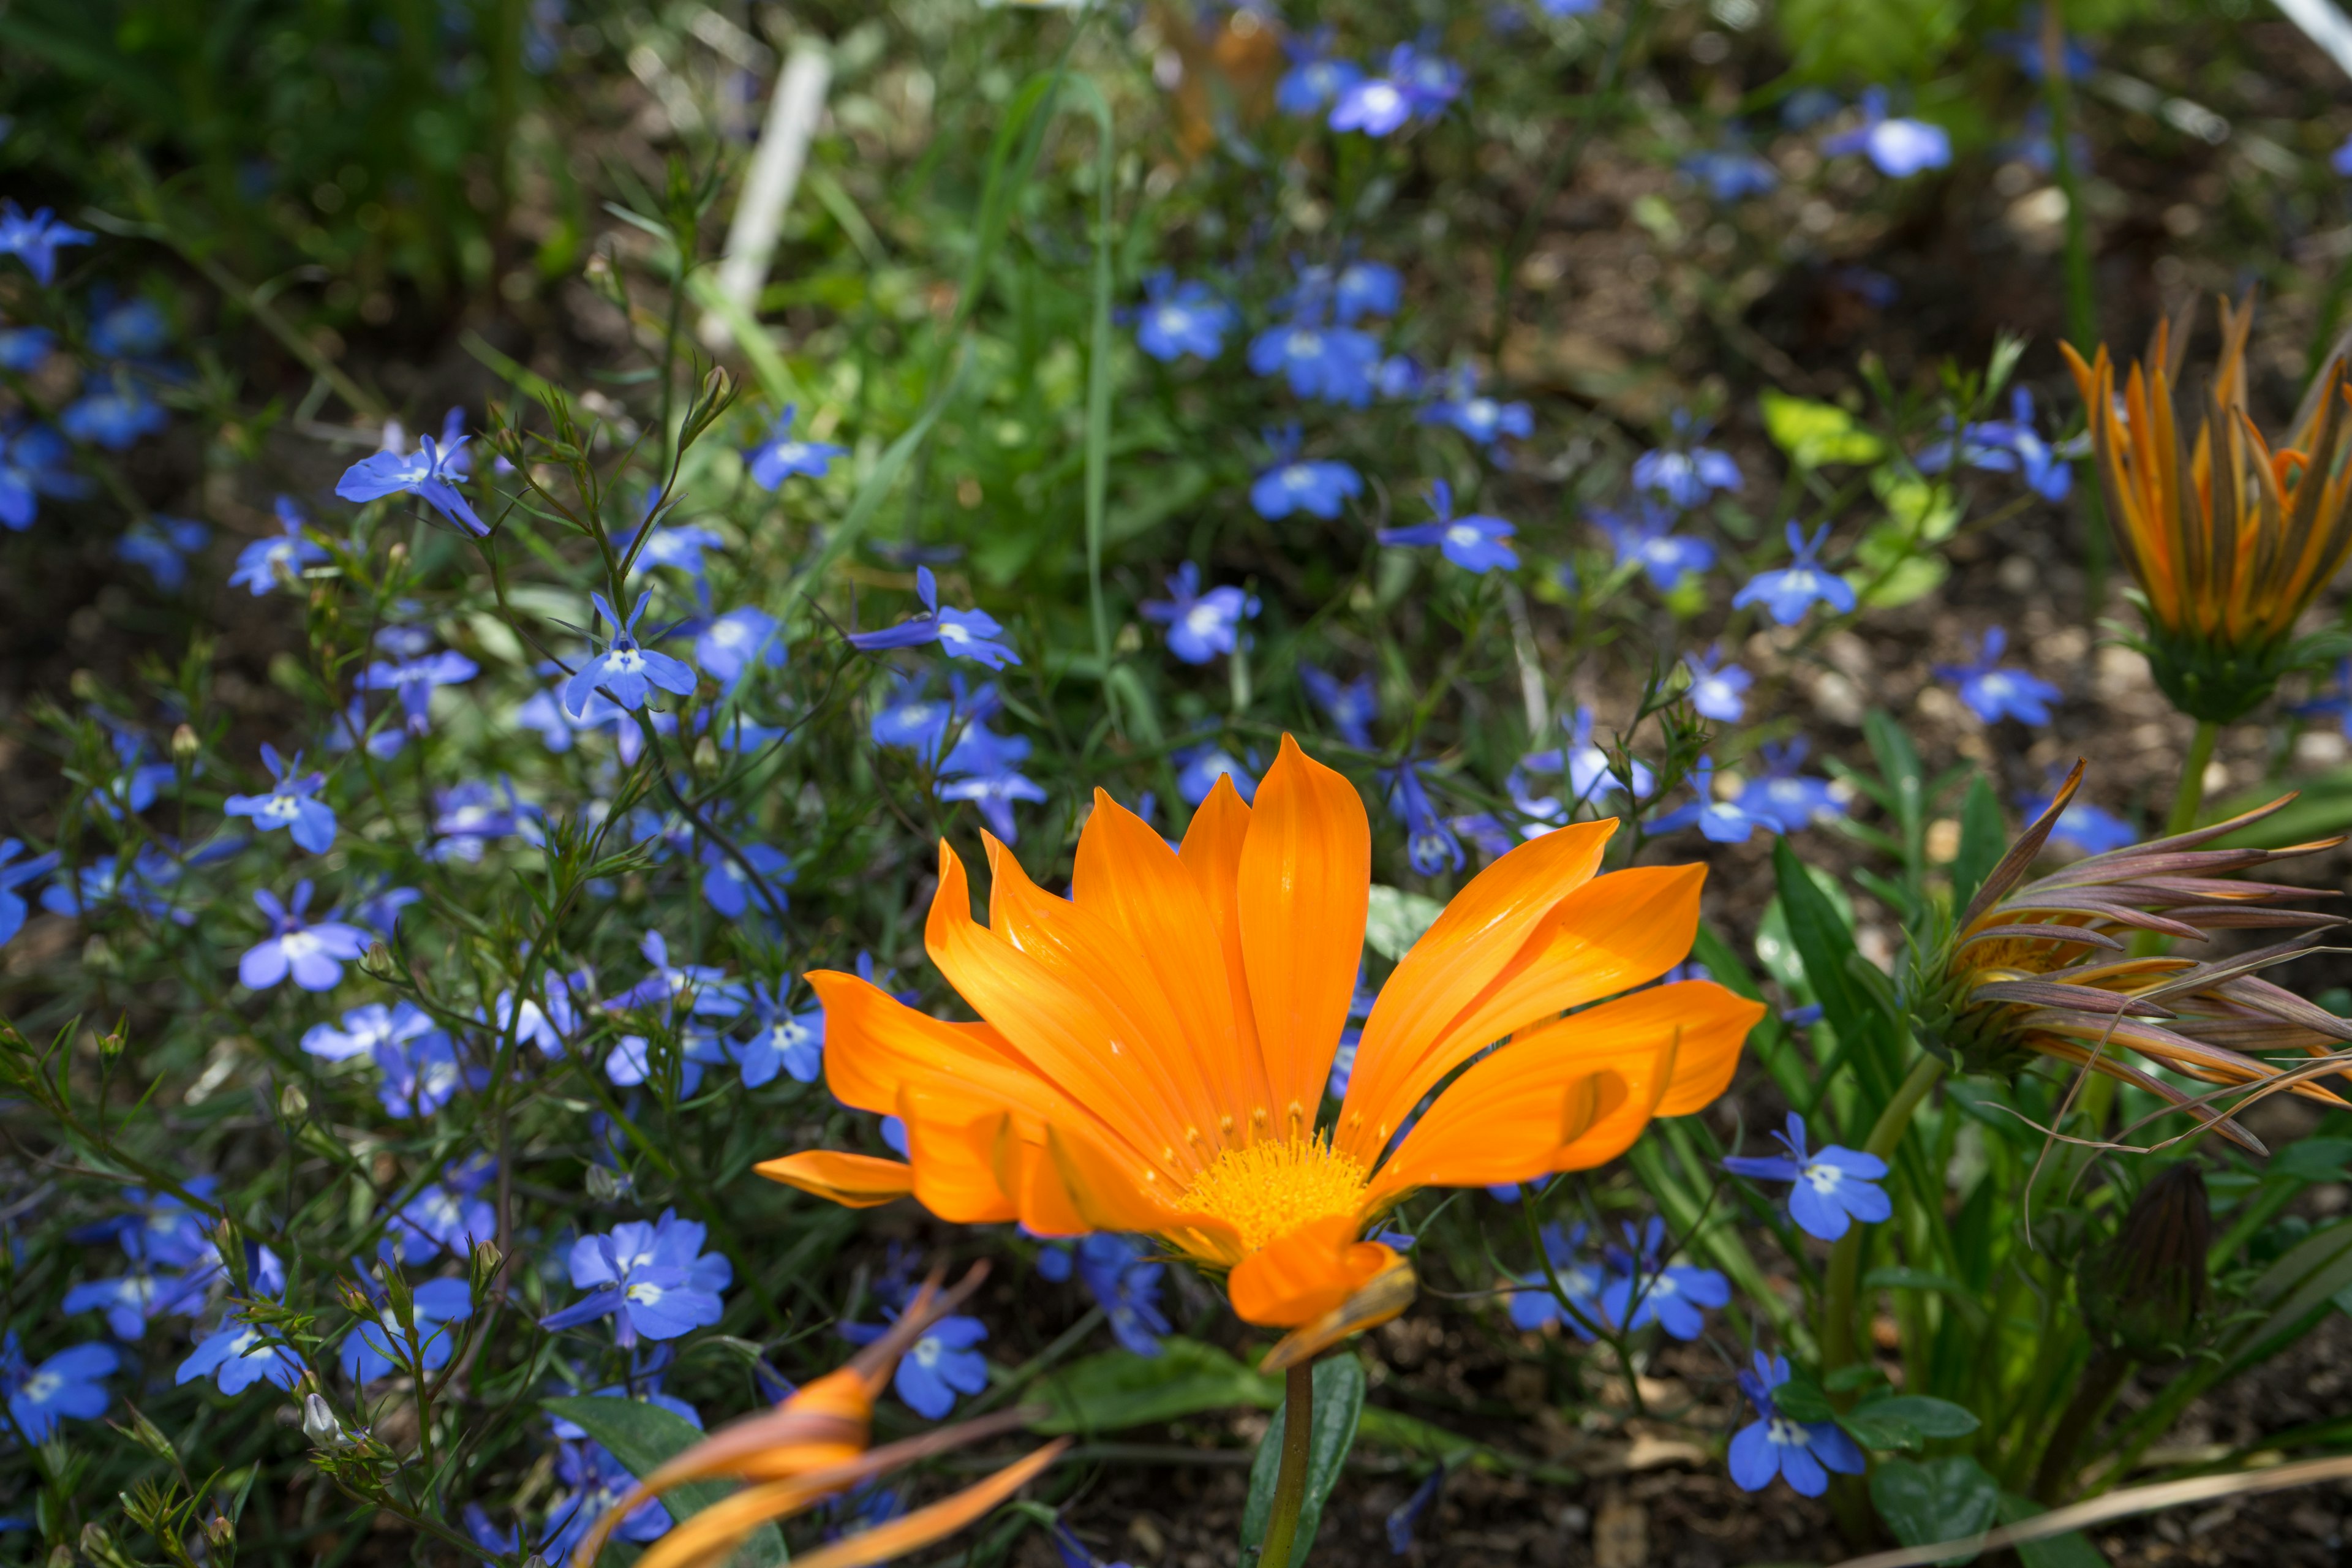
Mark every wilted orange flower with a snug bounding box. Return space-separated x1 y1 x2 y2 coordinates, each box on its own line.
2061 295 2352 722
760 738 1762 1360
575 1267 1062 1568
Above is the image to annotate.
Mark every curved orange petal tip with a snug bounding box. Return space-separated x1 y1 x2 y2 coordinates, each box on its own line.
1259 1251 1416 1373
783 1441 1069 1568
753 1150 917 1208
1227 1213 1395 1327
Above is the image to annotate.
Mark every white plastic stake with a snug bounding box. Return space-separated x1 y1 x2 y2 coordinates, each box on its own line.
2275 0 2352 82
698 41 832 350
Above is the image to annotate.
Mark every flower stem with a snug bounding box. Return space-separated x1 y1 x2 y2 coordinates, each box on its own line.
1820 1050 1946 1375
1257 1360 1317 1568
2164 718 2221 839
2032 1346 2132 1504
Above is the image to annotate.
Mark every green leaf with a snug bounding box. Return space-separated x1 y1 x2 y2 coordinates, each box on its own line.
1864 1266 1973 1298
1769 1365 1837 1423
1240 1356 1366 1568
2274 1139 2352 1184
1850 552 1950 609
1995 1491 2111 1568
1772 839 1889 1082
1952 777 2006 911
1033 1338 1278 1434
1365 886 1445 962
543 1397 789 1568
1870 1455 2000 1566
1847 1395 1981 1449
2223 1218 2352 1376
1760 389 1887 468
1774 0 1967 83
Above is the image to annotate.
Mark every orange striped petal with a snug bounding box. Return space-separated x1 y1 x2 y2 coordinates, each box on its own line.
899 1102 1021 1224
1044 1123 1245 1266
783 1442 1068 1568
1177 773 1268 1099
1238 736 1371 1137
1259 1250 1417 1371
1228 1213 1396 1327
803 968 1061 1127
753 1151 916 1208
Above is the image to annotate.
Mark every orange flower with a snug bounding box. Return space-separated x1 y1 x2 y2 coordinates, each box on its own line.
760 738 1762 1360
575 1267 1063 1568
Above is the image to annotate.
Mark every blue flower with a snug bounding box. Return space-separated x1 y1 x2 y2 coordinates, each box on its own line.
1333 259 1402 323
1509 1223 1609 1340
1275 29 1362 117
729 981 824 1087
88 295 171 360
1333 41 1460 134
1682 647 1751 722
1733 522 1855 625
1382 760 1464 875
0 323 53 373
1728 1351 1866 1496
938 767 1050 843
2018 787 2136 855
1593 498 1716 590
1132 273 1236 363
376 1030 482 1118
611 929 745 1019
1598 1219 1730 1340
1330 72 1414 137
1920 386 2079 503
224 744 337 854
177 1249 305 1395
1385 1466 1446 1555
341 1276 474 1384
241 881 371 992
564 592 700 715
0 202 93 284
544 1442 673 1560
493 968 593 1057
62 1265 209 1341
303 1000 439 1062
744 404 846 489
229 497 330 595
43 846 189 924
1937 628 2061 725
1633 435 1743 507
2336 134 2352 180
695 605 783 687
1735 741 1843 831
1250 428 1363 520
604 1030 729 1095
386 1177 497 1265
1448 812 1517 860
1683 138 1779 201
633 523 725 576
1419 371 1533 447
115 515 209 591
870 671 1000 761
541 1210 732 1348
845 566 1020 669
1515 709 1656 818
1379 480 1518 574
700 839 794 920
1 1335 116 1441
69 1180 218 1268
1173 742 1257 805
1141 562 1257 665
1649 756 1779 843
1822 89 1951 177
337 410 484 534
1038 1235 1170 1357
842 1313 988 1419
1723 1112 1891 1241
1300 665 1377 748
0 421 89 531
60 380 168 450
1246 314 1381 406
0 839 58 946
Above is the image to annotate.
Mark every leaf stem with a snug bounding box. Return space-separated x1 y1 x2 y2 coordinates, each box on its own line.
1257 1361 1317 1568
1820 1049 1945 1375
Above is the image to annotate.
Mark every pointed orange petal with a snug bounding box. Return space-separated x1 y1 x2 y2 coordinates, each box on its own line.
803 968 1057 1126
1259 1251 1417 1371
782 1442 1068 1568
899 1102 1021 1224
1228 1213 1395 1327
1237 736 1370 1137
1044 1123 1245 1266
753 1151 917 1208
1338 819 1616 1157
1178 773 1270 1110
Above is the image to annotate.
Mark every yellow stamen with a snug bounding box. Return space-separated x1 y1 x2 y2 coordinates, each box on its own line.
1180 1136 1369 1253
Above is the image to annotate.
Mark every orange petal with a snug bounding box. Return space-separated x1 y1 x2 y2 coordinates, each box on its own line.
1365 980 1760 1204
783 1442 1068 1568
899 1101 1021 1224
1045 1123 1245 1267
1237 737 1370 1137
753 1151 916 1208
804 968 1063 1128
1178 773 1269 1107
1337 819 1615 1156
1259 1250 1417 1371
1343 862 1708 1161
1228 1214 1396 1327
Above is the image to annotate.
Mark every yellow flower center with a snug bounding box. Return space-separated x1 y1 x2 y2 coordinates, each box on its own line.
1180 1136 1370 1253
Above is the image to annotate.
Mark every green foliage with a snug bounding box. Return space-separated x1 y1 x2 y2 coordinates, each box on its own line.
1240 1357 1365 1568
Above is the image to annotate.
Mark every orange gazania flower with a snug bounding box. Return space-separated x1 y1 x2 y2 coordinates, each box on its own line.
760 738 1763 1355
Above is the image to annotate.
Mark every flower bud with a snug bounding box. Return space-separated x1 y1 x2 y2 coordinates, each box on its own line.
360 941 398 981
118 1404 176 1461
170 723 199 761
2078 1163 2210 1361
470 1238 504 1296
279 1082 310 1120
202 1514 235 1551
303 1392 347 1449
584 1164 631 1203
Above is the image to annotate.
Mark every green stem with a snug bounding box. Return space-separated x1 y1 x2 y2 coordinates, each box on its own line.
2032 1347 2132 1503
1820 1051 1947 1375
1257 1362 1317 1568
2164 718 2220 838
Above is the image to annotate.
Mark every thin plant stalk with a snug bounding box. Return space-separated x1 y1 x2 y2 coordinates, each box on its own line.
1820 1050 1947 1374
1257 1361 1317 1568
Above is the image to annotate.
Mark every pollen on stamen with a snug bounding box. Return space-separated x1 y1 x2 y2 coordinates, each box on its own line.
1180 1135 1371 1253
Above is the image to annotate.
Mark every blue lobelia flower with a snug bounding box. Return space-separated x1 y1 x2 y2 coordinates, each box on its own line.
59 379 168 450
178 1248 305 1395
1918 386 2078 503
543 1441 674 1560
564 592 700 717
1330 70 1414 137
744 404 846 489
2018 780 2136 856
1173 742 1257 805
224 744 337 854
302 1000 440 1062
1527 708 1657 812
1682 646 1751 722
43 846 188 925
1633 431 1743 507
1722 1112 1891 1241
1037 1234 1170 1357
1822 88 1951 177
2336 134 2352 180
729 980 824 1087
1728 1351 1866 1496
1937 628 2061 725
1419 371 1533 447
1 1333 116 1441
937 767 1050 843
1683 137 1779 201
1332 259 1402 323
115 515 210 591
869 671 998 761
1250 427 1363 521
360 649 481 734
0 323 55 372
1592 497 1716 590
1132 273 1237 363
0 421 89 531
541 1211 731 1348
603 1030 729 1095
1275 28 1362 117
631 522 723 578
1389 40 1465 119
62 1263 210 1341
1599 1219 1730 1340
1141 562 1257 665
1734 739 1844 832
1733 522 1855 625
386 1175 497 1265
70 1180 218 1269
229 497 331 595
845 566 1020 669
0 839 59 946
842 1312 989 1419
1448 812 1517 860
1509 1223 1610 1340
337 409 484 534
1385 1465 1447 1555
1246 313 1381 405
241 881 371 992
1649 756 1779 844
376 1030 482 1119
1382 758 1464 875
695 605 782 687
611 929 746 1019
1379 480 1518 574
341 1275 474 1383
1299 665 1377 748
699 839 794 920
88 294 170 360
0 202 93 285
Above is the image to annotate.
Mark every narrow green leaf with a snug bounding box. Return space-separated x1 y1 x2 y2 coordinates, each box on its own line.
1240 1355 1365 1568
1853 1394 1981 1440
1033 1338 1278 1434
1952 777 2006 911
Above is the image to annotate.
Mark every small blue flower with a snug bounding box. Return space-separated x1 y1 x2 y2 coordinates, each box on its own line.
0 839 59 946
1633 429 1743 507
1385 1466 1447 1555
2335 134 2352 180
543 1442 673 1559
611 929 746 1019
565 592 700 716
1330 72 1414 137
1598 1219 1730 1340
376 1030 481 1118
1141 562 1257 665
337 410 484 534
1 1335 116 1441
845 567 1020 669
1379 480 1518 574
1509 1223 1608 1340
341 1276 474 1384
1937 628 2062 725
0 323 55 373
1419 371 1533 446
2019 783 2136 855
224 745 337 854
115 515 210 591
88 294 171 360
1722 1112 1891 1241
0 202 93 285
61 1267 209 1341
1333 260 1401 323
1593 499 1716 590
1735 740 1843 831
1682 647 1751 723
1733 522 1855 625
1822 89 1951 177
700 839 794 919
1250 428 1363 521
1173 742 1257 805
230 497 330 595
744 404 846 489
1683 138 1779 201
938 767 1050 843
540 1210 733 1348
69 1180 218 1268
1728 1351 1866 1496
386 1177 497 1265
1382 759 1464 875
60 380 168 450
1246 315 1381 406
303 1000 440 1062
176 1249 304 1395
695 605 782 687
1299 665 1377 748
1275 29 1362 118
1038 1235 1170 1357
1649 756 1779 843
730 981 824 1087
241 881 371 992
842 1313 989 1420
1132 273 1236 363
0 421 89 531
1920 386 2078 503
632 522 725 576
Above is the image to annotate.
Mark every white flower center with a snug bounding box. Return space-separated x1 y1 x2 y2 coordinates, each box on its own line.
1445 523 1482 549
1768 1416 1811 1448
21 1371 60 1402
262 796 301 823
1183 603 1225 637
278 931 323 960
1360 83 1403 115
609 648 646 674
1802 1161 1845 1196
